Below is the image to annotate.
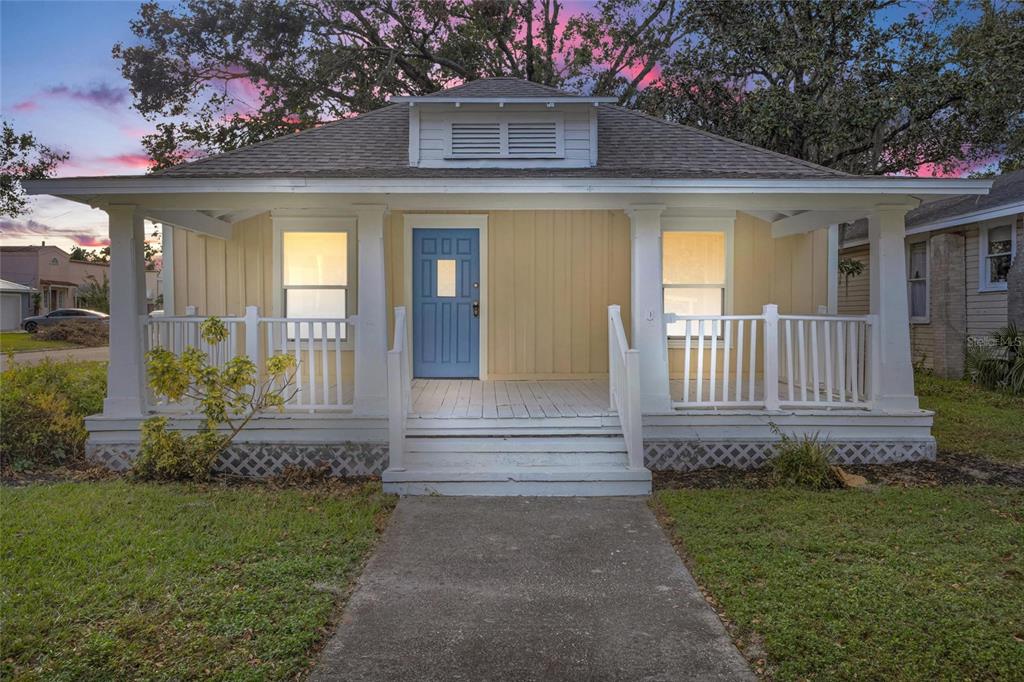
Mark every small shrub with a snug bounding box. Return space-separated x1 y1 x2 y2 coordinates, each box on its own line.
965 324 1023 395
36 321 109 347
0 360 106 471
769 424 843 490
132 418 224 481
134 317 296 482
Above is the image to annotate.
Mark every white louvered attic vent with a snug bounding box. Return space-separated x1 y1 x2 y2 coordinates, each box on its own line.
507 121 559 156
450 121 502 157
447 117 564 159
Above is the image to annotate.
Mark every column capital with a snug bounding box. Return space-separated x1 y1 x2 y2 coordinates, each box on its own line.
870 201 917 216
625 203 666 219
353 203 390 220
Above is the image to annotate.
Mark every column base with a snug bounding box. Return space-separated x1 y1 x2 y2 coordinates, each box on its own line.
872 395 920 412
102 397 145 419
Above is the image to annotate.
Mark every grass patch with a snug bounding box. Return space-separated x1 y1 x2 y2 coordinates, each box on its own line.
657 486 1024 680
0 332 75 353
916 371 1024 463
1 480 394 680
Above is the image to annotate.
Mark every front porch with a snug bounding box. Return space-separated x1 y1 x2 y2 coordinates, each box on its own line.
76 196 941 493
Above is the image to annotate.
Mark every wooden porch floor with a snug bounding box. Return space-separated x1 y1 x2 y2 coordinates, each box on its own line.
410 378 614 419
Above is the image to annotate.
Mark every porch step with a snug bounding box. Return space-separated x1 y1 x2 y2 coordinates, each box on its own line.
383 431 651 497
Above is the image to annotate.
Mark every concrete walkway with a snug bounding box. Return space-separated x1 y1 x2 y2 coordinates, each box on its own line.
0 346 108 370
310 497 753 681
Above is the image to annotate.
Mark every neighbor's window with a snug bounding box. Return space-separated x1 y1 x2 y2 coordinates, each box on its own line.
663 231 726 337
981 222 1014 290
907 241 928 321
282 231 348 338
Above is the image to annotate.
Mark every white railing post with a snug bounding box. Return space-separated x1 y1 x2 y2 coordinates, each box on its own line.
608 305 620 410
387 307 408 472
624 350 643 469
868 313 881 404
763 304 781 411
243 305 260 366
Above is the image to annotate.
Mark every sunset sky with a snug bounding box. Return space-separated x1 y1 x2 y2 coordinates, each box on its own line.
0 0 992 253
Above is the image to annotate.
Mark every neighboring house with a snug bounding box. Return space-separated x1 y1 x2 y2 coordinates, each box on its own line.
0 243 162 313
26 78 992 495
838 169 1023 378
0 278 36 331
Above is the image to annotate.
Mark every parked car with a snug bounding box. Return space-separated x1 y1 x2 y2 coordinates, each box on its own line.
21 308 109 333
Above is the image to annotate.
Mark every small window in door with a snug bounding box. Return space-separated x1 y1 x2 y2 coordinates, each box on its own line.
436 259 457 297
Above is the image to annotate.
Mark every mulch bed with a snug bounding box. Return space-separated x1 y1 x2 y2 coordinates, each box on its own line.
653 453 1024 490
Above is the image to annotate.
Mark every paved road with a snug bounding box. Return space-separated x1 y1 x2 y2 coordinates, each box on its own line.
0 346 109 371
310 497 754 681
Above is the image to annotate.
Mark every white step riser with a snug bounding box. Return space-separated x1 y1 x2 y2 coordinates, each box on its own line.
383 480 652 496
383 467 648 483
404 451 627 468
405 437 627 453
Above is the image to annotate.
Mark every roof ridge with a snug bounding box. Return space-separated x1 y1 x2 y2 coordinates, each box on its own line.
152 104 404 176
428 76 582 98
602 104 850 177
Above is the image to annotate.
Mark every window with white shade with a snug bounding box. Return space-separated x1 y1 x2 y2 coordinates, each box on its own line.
662 231 727 337
980 221 1015 291
907 240 928 322
282 231 349 339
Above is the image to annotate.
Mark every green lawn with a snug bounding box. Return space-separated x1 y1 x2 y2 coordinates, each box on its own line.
916 371 1024 463
658 486 1024 681
1 481 394 680
0 331 75 353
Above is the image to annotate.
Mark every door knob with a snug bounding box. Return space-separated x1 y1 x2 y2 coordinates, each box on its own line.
472 300 480 318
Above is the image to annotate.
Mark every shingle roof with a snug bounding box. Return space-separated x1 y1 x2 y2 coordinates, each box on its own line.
424 77 591 98
154 78 848 180
840 168 1024 245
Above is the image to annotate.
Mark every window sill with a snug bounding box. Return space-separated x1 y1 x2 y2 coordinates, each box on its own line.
909 318 930 326
978 284 1009 293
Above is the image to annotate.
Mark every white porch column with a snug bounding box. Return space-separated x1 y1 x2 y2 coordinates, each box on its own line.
103 204 147 417
868 204 919 411
627 204 672 413
353 204 389 415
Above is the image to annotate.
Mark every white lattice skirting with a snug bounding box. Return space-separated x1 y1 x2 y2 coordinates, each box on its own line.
86 442 388 478
644 438 936 471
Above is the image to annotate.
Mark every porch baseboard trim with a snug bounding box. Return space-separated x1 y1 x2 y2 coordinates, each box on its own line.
645 437 936 471
85 441 389 477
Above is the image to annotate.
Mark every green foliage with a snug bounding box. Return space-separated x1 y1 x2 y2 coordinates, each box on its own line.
837 257 864 294
1 120 68 217
915 370 1024 463
1 480 394 680
0 360 106 470
964 323 1024 395
74 274 110 312
769 424 842 490
135 316 296 481
657 486 1024 680
132 417 224 482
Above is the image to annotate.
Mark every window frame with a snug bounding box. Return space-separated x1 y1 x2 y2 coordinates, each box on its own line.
978 218 1016 293
661 219 735 345
444 113 565 160
906 237 929 324
272 216 357 346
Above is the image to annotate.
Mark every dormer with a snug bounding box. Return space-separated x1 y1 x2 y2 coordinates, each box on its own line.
393 82 616 169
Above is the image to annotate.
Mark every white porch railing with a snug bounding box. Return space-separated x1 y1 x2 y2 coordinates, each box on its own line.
608 305 644 469
387 307 411 470
666 304 877 410
142 305 353 412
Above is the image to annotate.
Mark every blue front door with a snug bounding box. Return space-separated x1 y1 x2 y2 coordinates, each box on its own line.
412 228 480 378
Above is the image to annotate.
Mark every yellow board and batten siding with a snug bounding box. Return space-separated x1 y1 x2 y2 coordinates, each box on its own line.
172 209 828 381
385 210 633 379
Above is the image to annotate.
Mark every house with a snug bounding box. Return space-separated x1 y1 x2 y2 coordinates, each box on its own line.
25 78 993 495
838 169 1023 378
0 243 162 314
0 279 36 331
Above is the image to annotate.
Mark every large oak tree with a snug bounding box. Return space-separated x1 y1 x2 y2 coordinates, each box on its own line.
115 0 1023 175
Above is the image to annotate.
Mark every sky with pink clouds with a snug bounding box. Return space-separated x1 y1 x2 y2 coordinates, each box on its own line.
1 0 167 250
0 0 996 253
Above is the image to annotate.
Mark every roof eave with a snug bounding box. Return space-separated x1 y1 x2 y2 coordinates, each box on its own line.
390 95 618 105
